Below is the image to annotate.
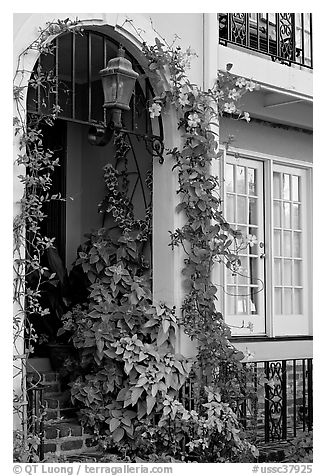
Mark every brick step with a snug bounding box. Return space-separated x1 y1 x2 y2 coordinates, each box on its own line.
258 441 290 463
27 371 77 420
43 419 98 457
27 369 99 458
27 371 62 395
44 407 78 421
44 391 72 410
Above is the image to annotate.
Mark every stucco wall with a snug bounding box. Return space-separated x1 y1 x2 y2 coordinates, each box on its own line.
148 13 204 86
220 117 313 163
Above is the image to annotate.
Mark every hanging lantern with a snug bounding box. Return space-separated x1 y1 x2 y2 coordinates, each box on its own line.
100 46 139 115
89 45 164 162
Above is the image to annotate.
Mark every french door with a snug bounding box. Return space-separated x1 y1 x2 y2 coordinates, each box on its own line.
223 155 266 335
272 163 309 336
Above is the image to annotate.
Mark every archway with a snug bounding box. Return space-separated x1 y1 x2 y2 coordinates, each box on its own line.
26 27 163 358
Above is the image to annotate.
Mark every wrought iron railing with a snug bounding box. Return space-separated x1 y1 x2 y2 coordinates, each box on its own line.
180 358 313 444
27 377 46 460
219 13 313 69
27 358 312 459
241 358 313 443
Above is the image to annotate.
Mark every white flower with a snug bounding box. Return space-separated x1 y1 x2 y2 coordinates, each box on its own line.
178 92 189 107
245 80 256 92
187 112 200 128
235 77 247 88
148 102 162 119
180 57 192 69
243 111 251 123
244 347 255 360
191 85 199 98
246 234 258 247
228 88 240 100
223 102 237 114
178 48 196 70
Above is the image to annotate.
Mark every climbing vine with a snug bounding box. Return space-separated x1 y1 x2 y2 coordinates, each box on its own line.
13 18 84 461
138 30 259 398
13 16 259 462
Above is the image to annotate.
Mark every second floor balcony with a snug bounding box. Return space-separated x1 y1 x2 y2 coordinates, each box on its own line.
219 13 313 70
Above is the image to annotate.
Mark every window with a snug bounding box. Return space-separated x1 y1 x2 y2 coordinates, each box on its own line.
294 13 312 67
220 153 312 337
219 14 312 69
224 157 265 335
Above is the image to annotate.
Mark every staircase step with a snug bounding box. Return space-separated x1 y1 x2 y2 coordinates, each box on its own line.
44 391 72 409
44 407 77 421
43 419 98 458
28 371 61 390
27 369 99 458
44 420 83 439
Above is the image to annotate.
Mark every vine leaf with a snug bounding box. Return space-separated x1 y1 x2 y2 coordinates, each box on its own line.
146 395 156 414
112 427 124 442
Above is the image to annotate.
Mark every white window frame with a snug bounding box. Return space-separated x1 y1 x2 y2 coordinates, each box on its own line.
222 155 266 336
214 147 312 338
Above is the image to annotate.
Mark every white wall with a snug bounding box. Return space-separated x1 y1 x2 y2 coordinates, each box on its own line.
220 117 313 163
218 44 313 99
148 13 204 87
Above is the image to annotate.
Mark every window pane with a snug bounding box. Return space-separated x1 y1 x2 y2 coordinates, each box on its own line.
274 288 282 314
238 256 249 284
90 33 105 122
284 289 292 314
292 176 300 202
283 231 292 257
249 257 259 285
226 194 236 223
293 232 301 258
235 225 247 250
248 168 257 196
293 289 303 314
74 34 89 122
237 290 248 315
226 267 236 284
274 259 282 285
237 196 247 224
274 230 281 256
250 288 258 314
249 198 258 225
293 203 301 229
274 201 281 227
273 172 281 199
248 226 259 255
284 259 292 285
225 164 234 192
283 202 291 229
293 260 302 286
236 166 246 194
227 286 236 314
58 34 73 117
283 174 291 200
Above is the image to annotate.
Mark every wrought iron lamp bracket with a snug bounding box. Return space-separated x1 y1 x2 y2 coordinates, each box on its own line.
88 121 165 164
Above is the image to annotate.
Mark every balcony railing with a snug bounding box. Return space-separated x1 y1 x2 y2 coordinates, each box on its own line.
180 358 313 445
219 13 313 69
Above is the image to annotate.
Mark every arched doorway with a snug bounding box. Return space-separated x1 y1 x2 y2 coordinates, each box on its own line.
26 28 163 357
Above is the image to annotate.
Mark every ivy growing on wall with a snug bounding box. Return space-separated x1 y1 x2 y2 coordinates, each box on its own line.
13 16 259 462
